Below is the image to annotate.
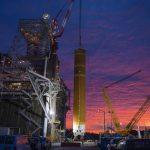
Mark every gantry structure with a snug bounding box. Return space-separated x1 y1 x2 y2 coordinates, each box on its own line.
0 0 74 141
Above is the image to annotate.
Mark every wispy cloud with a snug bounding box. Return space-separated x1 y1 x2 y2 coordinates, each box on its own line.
0 0 150 133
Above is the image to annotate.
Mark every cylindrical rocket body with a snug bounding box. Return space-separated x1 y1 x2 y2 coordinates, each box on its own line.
73 48 86 136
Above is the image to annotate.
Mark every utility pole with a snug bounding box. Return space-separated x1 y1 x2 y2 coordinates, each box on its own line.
99 109 106 132
104 111 106 132
108 111 113 133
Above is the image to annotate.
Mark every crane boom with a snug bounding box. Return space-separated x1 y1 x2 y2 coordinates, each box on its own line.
102 70 142 132
102 87 121 131
54 0 74 38
125 96 150 131
105 70 142 88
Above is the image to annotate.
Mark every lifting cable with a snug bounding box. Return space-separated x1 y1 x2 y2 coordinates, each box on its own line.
79 0 82 47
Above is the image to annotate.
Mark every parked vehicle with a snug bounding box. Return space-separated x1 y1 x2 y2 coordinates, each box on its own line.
0 135 30 150
40 137 51 150
107 137 123 150
28 136 51 150
98 137 112 150
117 138 150 150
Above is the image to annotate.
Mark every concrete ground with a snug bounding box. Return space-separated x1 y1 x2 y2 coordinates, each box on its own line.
51 147 100 150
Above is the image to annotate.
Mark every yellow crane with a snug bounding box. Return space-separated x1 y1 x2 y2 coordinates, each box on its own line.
125 96 150 132
102 87 121 132
101 70 150 135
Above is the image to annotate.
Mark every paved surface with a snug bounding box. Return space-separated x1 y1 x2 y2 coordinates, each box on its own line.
51 147 100 150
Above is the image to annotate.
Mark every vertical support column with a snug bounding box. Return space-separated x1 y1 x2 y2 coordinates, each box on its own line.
43 94 50 137
73 48 86 138
50 94 57 141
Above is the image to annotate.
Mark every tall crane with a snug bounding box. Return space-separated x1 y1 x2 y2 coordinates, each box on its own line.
102 70 142 133
19 0 74 79
52 0 74 38
47 0 74 80
102 87 121 131
125 96 150 132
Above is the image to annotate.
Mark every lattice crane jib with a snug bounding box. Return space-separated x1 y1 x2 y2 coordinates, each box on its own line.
125 96 150 131
102 70 142 133
102 87 121 131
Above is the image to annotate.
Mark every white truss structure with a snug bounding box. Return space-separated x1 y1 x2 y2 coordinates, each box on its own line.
27 69 60 138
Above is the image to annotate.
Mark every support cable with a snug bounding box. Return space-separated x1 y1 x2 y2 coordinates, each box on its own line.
79 0 82 47
55 2 67 19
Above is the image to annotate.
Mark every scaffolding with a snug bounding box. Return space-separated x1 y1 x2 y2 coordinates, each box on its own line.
0 15 70 141
0 0 74 140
